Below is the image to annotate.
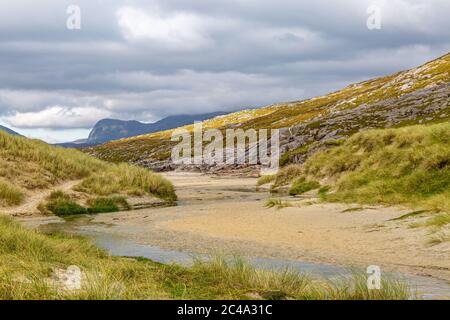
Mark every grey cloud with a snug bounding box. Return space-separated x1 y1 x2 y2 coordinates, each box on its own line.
0 0 449 139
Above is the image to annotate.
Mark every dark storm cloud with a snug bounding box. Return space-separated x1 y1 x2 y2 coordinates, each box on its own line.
0 0 449 140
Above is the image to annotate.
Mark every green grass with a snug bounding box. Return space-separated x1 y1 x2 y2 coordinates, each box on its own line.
46 199 88 217
75 163 176 201
297 122 450 212
87 196 130 214
42 192 131 216
0 131 176 206
289 178 320 196
0 217 411 300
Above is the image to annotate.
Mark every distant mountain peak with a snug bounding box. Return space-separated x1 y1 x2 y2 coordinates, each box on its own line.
0 125 22 136
59 111 228 148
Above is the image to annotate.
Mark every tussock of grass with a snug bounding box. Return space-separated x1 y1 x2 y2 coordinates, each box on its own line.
43 192 130 216
256 174 276 186
272 165 303 188
46 198 87 217
289 178 320 196
0 180 24 206
0 217 411 300
0 131 176 206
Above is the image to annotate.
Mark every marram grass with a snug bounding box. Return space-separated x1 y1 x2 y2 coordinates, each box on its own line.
0 131 176 206
276 122 450 213
0 217 412 300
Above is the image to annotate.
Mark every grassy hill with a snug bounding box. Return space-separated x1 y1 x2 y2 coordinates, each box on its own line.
86 53 449 168
272 122 450 213
0 131 176 209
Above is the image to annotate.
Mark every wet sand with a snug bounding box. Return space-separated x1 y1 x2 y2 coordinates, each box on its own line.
72 172 450 283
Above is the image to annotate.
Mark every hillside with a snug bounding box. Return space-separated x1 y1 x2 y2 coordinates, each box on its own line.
86 53 449 171
59 112 228 148
0 131 176 212
0 125 21 136
271 122 450 214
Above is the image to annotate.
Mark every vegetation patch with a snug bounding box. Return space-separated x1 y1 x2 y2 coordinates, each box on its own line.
256 175 276 186
86 196 130 214
265 198 294 210
45 192 87 216
0 131 176 209
278 122 450 213
289 178 320 196
0 179 24 206
75 163 176 202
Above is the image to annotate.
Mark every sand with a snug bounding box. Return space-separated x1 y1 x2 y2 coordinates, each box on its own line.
88 172 450 282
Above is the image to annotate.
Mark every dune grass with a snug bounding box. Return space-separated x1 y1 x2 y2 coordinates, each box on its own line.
274 123 450 213
256 174 276 186
0 217 411 300
289 178 320 196
0 131 176 206
86 196 130 214
75 163 176 201
304 122 450 212
0 180 24 206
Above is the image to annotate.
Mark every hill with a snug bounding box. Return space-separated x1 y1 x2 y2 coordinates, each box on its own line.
59 112 228 148
0 131 176 211
86 53 450 171
272 122 450 213
0 125 21 136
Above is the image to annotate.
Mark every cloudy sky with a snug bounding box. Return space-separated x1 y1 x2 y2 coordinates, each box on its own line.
0 0 449 142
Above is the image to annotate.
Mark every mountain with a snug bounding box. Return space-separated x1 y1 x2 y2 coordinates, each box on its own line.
86 53 450 171
0 125 21 136
59 112 228 148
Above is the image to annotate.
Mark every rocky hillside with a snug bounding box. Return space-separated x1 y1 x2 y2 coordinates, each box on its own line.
59 112 228 148
86 53 450 172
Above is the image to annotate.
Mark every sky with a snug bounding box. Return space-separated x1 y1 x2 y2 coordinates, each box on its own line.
0 0 449 143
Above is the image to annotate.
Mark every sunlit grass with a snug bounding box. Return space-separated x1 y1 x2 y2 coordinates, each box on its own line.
0 131 176 206
0 217 412 300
